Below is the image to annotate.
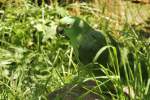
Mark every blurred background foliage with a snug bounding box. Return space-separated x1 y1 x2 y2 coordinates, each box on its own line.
0 0 150 99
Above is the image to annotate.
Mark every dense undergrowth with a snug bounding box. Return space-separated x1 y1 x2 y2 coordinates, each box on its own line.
0 0 150 99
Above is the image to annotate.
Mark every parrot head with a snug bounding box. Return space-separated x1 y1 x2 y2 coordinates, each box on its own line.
56 16 91 39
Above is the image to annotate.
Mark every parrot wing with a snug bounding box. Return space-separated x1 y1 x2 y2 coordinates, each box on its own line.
78 30 107 65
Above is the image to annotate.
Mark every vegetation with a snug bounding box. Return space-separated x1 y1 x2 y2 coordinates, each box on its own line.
0 0 149 99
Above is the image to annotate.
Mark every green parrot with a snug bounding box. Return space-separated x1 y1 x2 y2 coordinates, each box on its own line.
54 16 149 99
56 16 110 65
56 16 115 98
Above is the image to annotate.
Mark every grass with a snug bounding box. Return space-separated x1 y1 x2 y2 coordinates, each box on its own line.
0 0 150 99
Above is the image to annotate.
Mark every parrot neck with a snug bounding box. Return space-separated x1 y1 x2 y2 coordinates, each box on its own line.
82 24 95 34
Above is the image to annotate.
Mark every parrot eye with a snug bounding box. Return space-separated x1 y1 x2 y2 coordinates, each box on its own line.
66 23 72 28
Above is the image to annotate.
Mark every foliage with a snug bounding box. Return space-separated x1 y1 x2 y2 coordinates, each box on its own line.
0 0 149 99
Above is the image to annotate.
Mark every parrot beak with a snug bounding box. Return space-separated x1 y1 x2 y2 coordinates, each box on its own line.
56 25 68 39
56 25 64 35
